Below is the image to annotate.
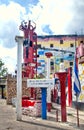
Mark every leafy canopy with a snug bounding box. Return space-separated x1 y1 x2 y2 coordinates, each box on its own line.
0 59 8 77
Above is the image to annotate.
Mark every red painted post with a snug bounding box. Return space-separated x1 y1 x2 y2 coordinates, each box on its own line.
56 72 67 122
67 67 72 107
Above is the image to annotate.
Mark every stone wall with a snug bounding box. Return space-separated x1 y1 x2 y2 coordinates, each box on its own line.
6 75 31 104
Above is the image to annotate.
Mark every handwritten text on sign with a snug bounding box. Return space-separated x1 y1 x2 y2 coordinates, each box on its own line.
27 79 54 88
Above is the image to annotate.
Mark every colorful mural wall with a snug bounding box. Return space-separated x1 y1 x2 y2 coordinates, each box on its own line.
37 35 84 103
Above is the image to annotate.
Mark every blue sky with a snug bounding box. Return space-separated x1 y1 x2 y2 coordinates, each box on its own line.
0 0 39 6
0 0 84 74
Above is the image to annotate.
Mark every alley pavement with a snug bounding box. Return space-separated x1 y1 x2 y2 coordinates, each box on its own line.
0 99 84 130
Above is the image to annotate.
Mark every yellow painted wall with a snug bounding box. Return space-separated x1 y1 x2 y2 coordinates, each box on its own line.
37 36 81 48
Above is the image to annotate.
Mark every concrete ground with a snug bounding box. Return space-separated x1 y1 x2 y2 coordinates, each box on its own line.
0 99 84 130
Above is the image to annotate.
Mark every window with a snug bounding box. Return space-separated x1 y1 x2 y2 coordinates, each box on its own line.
50 44 53 48
60 39 63 44
50 61 54 65
37 44 41 48
70 43 74 47
30 41 32 47
26 47 28 58
60 58 63 62
80 40 83 43
70 62 73 66
23 39 30 47
69 54 72 57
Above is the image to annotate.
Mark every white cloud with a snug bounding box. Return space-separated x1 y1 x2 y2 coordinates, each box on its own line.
0 44 17 74
28 0 74 34
0 2 26 74
0 1 27 48
0 2 26 23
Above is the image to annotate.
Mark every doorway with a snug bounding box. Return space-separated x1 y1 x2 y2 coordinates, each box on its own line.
0 85 6 99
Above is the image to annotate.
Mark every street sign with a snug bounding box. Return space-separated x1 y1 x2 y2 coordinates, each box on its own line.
27 79 54 88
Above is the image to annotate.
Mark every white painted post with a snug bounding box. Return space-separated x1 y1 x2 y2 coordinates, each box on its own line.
46 57 51 112
45 52 53 112
46 58 51 102
46 58 50 79
15 36 23 121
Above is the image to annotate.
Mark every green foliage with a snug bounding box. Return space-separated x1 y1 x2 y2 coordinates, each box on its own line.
0 59 8 77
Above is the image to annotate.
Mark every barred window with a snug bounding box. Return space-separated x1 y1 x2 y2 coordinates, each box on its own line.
50 44 53 48
60 40 63 44
70 62 73 66
37 44 41 48
70 43 74 47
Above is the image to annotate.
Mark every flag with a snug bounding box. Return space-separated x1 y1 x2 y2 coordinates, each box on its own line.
74 57 81 96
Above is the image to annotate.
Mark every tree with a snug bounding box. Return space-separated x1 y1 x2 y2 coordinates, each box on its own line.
0 59 8 77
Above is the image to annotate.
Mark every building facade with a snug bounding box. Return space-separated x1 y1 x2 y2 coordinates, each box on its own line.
37 34 84 103
37 35 84 75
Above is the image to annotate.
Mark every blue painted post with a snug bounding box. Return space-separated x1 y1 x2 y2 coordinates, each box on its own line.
41 88 47 119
